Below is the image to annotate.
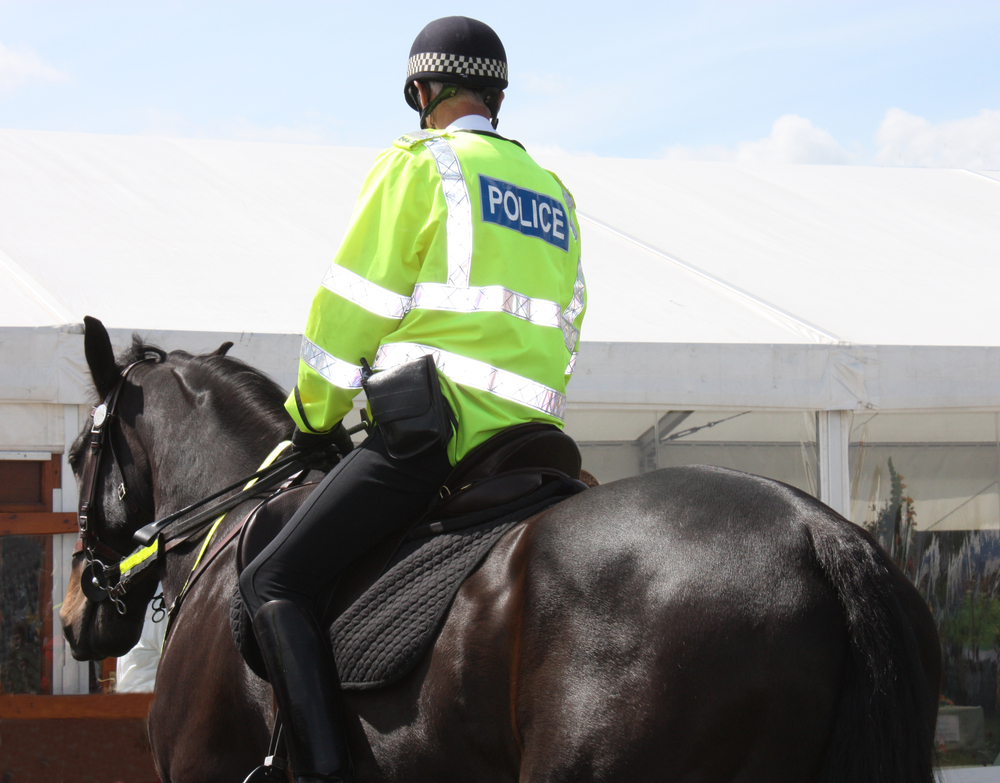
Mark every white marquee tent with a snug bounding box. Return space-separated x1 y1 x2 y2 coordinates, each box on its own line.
2 129 998 507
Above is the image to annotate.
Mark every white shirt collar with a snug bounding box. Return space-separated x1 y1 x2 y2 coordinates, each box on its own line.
445 114 496 134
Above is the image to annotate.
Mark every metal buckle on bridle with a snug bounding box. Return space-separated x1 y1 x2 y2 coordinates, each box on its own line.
151 593 167 623
106 575 130 615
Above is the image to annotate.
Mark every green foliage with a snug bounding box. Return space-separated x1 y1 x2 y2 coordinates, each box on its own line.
865 458 918 577
940 589 1000 654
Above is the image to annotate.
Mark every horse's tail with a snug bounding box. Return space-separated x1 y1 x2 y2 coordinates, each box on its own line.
807 508 940 783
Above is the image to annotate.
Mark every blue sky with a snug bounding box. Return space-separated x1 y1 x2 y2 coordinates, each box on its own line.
1 1 998 166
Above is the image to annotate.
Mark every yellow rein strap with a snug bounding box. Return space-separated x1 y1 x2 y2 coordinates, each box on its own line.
175 440 292 606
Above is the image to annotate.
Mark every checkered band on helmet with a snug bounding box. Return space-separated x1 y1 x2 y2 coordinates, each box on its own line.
407 53 508 83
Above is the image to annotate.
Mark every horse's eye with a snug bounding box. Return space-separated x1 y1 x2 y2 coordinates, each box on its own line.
68 437 86 472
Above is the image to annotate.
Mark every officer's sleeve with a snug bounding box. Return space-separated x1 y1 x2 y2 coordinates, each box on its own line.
549 172 586 389
564 254 586 388
286 148 433 433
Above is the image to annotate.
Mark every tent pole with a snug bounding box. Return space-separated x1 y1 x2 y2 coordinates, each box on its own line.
819 411 851 520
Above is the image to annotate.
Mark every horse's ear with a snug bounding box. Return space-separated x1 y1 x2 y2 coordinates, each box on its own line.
211 342 234 357
83 316 121 398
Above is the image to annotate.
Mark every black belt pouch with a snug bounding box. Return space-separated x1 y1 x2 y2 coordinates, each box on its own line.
363 355 454 460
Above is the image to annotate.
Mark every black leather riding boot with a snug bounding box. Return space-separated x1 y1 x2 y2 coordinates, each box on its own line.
252 599 352 783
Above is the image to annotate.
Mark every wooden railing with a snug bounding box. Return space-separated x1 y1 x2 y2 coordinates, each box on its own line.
1 511 78 536
0 693 154 719
2 457 144 719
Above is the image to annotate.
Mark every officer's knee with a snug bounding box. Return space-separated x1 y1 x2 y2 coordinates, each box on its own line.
238 565 263 619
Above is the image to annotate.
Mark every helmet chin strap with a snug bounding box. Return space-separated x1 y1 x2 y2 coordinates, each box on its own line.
419 84 459 130
483 88 501 130
418 84 502 130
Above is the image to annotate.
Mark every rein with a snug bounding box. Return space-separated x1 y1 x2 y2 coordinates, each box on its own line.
161 439 292 633
132 447 308 548
81 438 302 613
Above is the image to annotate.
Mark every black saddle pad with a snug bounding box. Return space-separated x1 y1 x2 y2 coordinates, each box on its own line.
330 476 578 689
232 474 584 690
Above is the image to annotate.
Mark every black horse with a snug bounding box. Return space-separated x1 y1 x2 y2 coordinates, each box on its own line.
60 317 940 783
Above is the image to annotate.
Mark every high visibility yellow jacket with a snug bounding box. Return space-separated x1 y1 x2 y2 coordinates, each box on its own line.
286 127 586 464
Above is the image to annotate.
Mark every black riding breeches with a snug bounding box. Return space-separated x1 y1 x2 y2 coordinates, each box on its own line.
239 427 451 618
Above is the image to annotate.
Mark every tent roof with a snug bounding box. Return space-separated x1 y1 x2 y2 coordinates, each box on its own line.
1 129 998 412
553 155 1000 347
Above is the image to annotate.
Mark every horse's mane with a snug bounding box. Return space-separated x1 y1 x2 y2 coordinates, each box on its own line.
120 334 293 440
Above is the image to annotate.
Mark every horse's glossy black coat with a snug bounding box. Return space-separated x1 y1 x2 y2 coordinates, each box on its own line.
61 317 941 783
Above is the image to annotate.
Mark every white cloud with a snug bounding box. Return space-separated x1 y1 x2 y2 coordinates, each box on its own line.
664 115 852 165
0 42 69 92
663 110 1000 169
735 115 852 165
875 108 1000 170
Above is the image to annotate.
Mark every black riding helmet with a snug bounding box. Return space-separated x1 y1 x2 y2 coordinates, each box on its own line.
404 16 508 130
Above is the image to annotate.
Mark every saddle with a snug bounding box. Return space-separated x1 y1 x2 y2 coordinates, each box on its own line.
231 423 588 689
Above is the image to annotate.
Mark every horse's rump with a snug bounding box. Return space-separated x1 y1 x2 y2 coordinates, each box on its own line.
502 466 939 782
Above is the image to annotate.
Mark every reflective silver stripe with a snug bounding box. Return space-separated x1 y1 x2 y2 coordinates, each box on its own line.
319 268 568 330
566 352 578 377
397 130 434 145
319 263 575 333
558 257 587 355
423 136 473 287
375 342 566 420
322 265 411 320
559 186 578 242
300 337 365 389
412 282 561 327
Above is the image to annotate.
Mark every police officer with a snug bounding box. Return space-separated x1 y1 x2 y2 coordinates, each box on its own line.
240 16 585 783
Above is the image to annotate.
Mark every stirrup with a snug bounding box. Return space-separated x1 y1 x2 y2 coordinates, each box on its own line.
242 765 287 783
242 716 288 783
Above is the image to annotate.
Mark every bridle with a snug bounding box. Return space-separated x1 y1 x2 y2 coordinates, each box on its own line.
75 358 157 612
74 356 329 616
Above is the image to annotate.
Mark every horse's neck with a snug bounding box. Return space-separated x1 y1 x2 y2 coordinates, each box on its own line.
154 432 285 606
154 424 283 513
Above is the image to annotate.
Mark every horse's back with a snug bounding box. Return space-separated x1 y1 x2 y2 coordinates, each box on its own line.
501 465 937 782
